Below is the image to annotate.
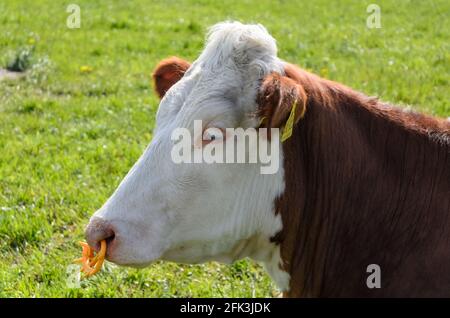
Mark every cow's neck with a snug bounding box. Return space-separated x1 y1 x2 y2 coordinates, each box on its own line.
273 64 450 297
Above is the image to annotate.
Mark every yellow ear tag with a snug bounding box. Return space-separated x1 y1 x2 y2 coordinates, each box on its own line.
280 101 297 142
259 116 267 127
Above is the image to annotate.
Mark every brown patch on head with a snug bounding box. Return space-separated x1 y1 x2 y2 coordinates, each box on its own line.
257 72 307 133
152 56 191 99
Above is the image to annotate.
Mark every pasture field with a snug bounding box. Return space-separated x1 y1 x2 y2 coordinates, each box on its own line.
0 0 448 297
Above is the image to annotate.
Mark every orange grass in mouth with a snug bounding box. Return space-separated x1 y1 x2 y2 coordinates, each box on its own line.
74 240 106 278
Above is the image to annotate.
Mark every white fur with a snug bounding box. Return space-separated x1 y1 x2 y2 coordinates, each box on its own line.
89 22 290 292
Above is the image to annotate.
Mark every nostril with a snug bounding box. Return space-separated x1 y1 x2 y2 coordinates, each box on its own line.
95 232 115 251
85 217 116 251
105 233 115 246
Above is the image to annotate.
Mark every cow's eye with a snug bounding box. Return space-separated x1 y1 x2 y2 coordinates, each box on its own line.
202 127 225 145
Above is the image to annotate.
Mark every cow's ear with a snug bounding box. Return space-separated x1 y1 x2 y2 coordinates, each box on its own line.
257 72 307 132
152 57 191 99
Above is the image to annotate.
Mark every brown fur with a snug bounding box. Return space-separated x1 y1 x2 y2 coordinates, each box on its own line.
152 57 191 98
262 63 450 297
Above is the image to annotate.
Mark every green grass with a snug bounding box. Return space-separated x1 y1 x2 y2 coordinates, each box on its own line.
0 0 449 297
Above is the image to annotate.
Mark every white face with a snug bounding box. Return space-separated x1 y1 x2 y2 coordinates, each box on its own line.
87 23 288 287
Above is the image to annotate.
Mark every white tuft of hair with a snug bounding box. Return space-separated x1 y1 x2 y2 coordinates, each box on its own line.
197 21 281 74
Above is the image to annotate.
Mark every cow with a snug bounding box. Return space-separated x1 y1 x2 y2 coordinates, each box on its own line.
85 21 450 297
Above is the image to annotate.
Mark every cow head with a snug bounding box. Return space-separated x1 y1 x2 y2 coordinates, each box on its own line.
85 22 307 291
